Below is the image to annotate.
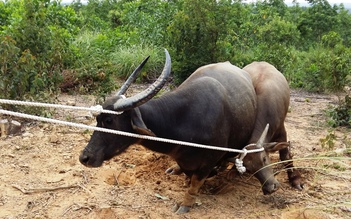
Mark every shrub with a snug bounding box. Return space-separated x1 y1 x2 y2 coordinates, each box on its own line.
320 130 337 150
109 45 166 81
0 0 80 115
0 36 57 115
166 0 229 84
70 33 165 97
301 43 351 92
327 95 351 128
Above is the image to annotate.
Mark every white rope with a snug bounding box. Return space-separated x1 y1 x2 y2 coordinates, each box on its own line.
235 159 246 174
0 108 264 155
235 148 248 174
0 99 122 115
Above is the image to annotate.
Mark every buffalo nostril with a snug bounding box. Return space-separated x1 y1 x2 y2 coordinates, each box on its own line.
262 182 280 195
79 154 90 164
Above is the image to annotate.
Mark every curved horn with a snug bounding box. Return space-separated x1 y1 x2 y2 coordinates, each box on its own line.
113 48 171 111
116 56 150 96
256 124 270 148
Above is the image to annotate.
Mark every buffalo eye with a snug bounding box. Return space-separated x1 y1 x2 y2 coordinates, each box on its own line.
104 117 113 125
263 156 267 163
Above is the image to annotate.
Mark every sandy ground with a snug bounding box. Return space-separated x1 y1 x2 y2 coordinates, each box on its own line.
0 88 350 219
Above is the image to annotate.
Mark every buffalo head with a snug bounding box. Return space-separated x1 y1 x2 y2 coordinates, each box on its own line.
233 124 290 195
79 49 171 167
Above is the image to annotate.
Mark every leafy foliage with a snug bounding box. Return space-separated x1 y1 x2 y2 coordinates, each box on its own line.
301 40 351 92
298 0 338 48
0 0 79 115
327 95 351 128
109 45 166 81
0 36 55 115
166 0 233 83
254 16 300 80
0 0 351 126
320 129 337 150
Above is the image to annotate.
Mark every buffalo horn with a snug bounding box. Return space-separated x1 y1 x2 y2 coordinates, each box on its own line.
113 49 171 111
256 124 270 148
116 56 150 96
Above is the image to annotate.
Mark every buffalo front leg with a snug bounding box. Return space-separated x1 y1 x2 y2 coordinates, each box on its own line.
279 146 303 190
174 174 206 214
165 164 183 175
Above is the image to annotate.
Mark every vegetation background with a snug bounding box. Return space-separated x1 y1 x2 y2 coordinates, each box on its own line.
0 0 350 127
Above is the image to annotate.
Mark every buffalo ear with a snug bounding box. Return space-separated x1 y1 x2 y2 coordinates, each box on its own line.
264 142 290 153
131 108 156 136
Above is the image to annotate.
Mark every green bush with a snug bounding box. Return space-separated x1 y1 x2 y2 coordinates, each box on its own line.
166 0 229 84
300 34 351 92
0 36 57 116
70 32 165 97
0 36 61 100
0 0 80 114
327 95 351 128
109 45 166 81
0 36 33 100
118 0 177 46
67 30 115 96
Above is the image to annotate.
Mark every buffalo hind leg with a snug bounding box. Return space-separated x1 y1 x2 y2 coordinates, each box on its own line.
174 174 206 214
279 147 303 190
275 126 303 190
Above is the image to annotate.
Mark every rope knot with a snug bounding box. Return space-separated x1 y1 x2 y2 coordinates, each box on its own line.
235 148 248 174
90 105 103 116
235 158 246 174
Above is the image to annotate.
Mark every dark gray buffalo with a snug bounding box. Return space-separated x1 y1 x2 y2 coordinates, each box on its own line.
242 61 303 190
79 50 287 213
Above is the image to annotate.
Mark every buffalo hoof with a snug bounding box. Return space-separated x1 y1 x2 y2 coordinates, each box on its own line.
173 204 190 214
165 164 183 175
292 181 304 190
295 184 304 190
289 174 304 190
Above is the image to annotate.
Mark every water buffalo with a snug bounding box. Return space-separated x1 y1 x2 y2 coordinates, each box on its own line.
242 61 303 190
79 50 280 213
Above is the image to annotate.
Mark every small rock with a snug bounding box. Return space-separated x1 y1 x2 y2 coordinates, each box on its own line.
47 175 63 183
281 209 331 219
49 135 60 143
22 132 34 138
67 100 76 106
9 120 22 135
0 119 22 136
155 193 169 200
340 206 351 212
334 148 345 155
293 98 306 102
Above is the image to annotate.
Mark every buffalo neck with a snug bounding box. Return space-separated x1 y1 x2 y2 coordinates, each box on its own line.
136 95 185 155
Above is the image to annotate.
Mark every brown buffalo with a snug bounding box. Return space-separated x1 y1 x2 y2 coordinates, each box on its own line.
242 61 303 190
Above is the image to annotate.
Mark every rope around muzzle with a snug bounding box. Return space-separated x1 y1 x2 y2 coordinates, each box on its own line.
0 100 264 173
